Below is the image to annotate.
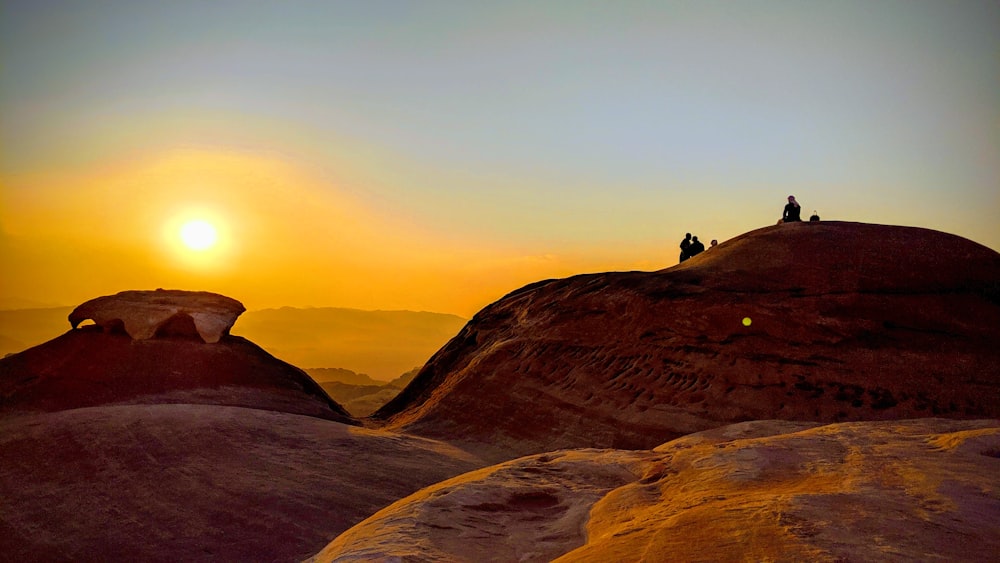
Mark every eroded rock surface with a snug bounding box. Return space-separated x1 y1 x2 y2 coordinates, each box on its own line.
0 405 484 562
375 222 1000 459
69 289 245 343
311 418 1000 562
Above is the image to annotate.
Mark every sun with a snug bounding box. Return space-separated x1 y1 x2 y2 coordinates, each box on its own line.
179 219 218 251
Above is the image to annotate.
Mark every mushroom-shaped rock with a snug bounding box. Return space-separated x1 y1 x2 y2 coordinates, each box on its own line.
69 289 246 343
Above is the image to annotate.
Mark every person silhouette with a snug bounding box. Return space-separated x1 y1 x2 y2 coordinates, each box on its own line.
679 233 692 262
710 239 718 248
783 195 802 222
688 236 705 258
809 210 820 221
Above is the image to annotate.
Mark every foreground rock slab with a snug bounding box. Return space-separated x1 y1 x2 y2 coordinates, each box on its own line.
311 418 1000 562
0 404 484 562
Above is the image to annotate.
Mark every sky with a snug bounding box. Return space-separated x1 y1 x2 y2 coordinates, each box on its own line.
1 1 998 316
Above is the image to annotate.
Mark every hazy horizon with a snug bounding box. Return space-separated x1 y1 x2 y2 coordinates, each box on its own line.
3 1 998 317
0 305 468 379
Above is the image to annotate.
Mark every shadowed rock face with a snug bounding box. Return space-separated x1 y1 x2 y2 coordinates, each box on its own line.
375 222 1000 459
311 418 1000 563
0 405 484 562
1 323 354 424
68 289 245 343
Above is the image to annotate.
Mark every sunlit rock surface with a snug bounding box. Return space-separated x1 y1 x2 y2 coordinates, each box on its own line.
68 289 245 343
310 418 1000 562
375 222 1000 460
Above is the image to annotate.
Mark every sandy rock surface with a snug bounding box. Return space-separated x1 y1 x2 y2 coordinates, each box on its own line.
376 222 1000 459
312 418 1000 562
0 404 484 562
68 289 245 343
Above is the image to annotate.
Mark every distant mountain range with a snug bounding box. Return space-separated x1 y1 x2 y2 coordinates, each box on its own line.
0 306 466 381
309 367 419 417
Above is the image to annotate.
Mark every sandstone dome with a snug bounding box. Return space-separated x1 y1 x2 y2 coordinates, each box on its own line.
0 290 352 422
374 222 1000 459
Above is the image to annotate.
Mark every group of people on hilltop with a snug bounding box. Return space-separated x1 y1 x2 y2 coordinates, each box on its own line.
679 233 717 262
679 195 819 263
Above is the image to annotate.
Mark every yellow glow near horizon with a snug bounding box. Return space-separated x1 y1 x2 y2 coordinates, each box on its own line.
179 220 218 251
0 147 669 316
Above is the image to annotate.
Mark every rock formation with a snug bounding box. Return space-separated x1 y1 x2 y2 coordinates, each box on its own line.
310 418 1000 562
375 222 1000 459
2 291 351 422
68 289 245 343
0 290 484 561
0 404 484 562
4 223 999 561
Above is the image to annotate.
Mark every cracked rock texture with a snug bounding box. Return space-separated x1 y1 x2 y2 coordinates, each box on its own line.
68 289 246 343
375 222 1000 460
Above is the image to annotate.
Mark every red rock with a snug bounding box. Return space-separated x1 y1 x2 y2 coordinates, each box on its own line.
0 290 488 561
0 404 484 562
310 418 1000 562
1 322 352 424
375 222 1000 459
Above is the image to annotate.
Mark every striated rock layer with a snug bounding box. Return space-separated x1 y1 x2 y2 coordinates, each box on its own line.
375 222 1000 459
68 289 245 343
310 418 1000 562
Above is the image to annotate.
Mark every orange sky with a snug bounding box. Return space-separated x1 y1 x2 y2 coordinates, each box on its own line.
0 147 669 315
2 2 997 316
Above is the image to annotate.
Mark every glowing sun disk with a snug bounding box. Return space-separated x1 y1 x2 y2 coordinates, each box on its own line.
179 220 218 251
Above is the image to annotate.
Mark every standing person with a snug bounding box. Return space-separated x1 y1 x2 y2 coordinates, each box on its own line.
688 236 705 258
783 195 802 222
679 233 692 262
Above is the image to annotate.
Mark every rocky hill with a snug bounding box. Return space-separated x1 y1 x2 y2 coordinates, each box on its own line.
0 290 484 561
0 290 351 422
375 222 1000 459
